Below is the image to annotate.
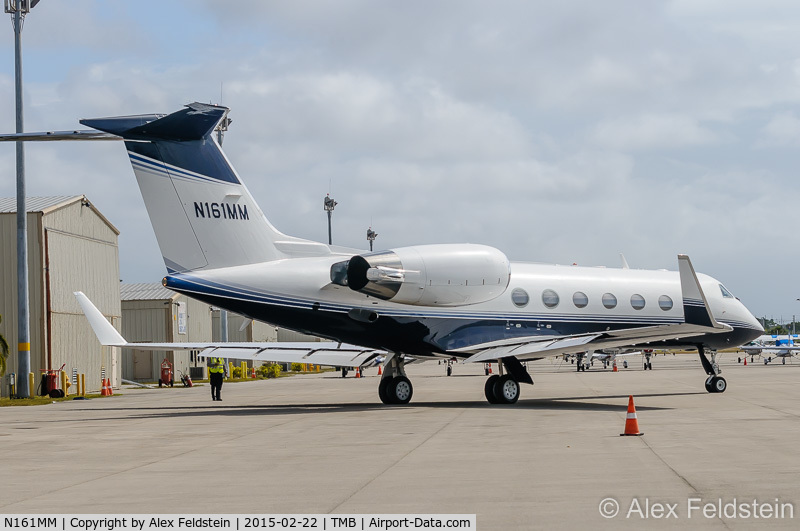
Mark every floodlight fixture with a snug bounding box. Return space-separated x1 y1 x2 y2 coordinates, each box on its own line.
324 194 337 245
367 227 378 251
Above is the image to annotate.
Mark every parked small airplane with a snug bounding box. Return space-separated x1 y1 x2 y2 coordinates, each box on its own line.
563 349 642 371
740 337 800 365
1 102 764 404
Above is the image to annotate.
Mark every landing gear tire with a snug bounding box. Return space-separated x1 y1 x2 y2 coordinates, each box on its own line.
378 377 393 404
705 375 727 393
493 375 520 404
387 376 413 404
484 375 500 404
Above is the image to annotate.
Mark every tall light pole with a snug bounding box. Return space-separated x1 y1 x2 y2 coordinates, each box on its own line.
366 227 377 252
7 0 39 398
324 194 337 245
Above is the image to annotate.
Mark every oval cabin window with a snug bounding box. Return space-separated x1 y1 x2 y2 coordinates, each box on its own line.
630 294 646 310
511 288 529 307
602 293 617 309
572 291 588 308
542 289 560 308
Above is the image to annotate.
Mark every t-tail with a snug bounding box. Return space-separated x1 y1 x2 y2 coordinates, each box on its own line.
80 102 309 273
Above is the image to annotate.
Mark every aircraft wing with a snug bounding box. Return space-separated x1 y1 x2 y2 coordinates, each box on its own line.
75 292 385 368
457 255 732 363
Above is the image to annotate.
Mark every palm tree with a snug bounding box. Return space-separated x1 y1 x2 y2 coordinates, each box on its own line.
0 314 8 377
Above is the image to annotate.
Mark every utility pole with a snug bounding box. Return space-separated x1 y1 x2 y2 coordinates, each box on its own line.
324 194 337 245
6 0 39 398
367 227 377 252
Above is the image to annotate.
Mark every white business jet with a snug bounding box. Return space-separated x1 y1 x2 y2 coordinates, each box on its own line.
1 102 764 405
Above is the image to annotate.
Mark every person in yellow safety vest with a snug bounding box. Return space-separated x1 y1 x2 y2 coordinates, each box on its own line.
208 356 225 401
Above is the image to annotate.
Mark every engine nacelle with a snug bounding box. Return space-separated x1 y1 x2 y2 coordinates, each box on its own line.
332 244 510 307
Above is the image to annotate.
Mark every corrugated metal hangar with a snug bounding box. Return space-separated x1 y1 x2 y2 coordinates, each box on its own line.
120 283 211 383
1 196 326 397
120 283 315 382
0 196 122 397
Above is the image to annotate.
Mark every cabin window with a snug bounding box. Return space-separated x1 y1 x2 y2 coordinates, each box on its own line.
602 293 617 309
630 294 646 310
511 288 529 307
658 295 673 311
719 284 734 298
542 289 560 308
572 291 588 308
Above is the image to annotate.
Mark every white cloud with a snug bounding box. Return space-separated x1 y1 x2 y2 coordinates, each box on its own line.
590 114 719 151
758 112 800 146
1 0 799 318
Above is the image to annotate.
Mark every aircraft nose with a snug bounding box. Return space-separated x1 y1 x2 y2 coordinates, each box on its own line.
742 304 764 338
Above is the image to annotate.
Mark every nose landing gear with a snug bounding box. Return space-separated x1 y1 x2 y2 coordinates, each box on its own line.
699 345 726 393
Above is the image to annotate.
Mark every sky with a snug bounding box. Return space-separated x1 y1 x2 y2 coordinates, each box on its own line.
0 0 799 321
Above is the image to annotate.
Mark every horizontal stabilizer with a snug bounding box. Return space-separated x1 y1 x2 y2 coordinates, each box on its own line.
0 130 120 142
80 103 228 141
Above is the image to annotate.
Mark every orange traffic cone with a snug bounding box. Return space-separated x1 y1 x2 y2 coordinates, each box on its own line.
612 361 618 372
744 357 747 366
108 379 113 396
377 364 382 375
251 367 256 378
100 379 109 396
620 395 643 436
355 367 361 378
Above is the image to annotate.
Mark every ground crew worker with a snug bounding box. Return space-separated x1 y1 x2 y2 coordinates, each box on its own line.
208 356 225 401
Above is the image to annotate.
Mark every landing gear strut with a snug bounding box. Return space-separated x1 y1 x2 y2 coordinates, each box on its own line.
699 345 726 393
576 352 586 372
643 350 653 370
483 357 532 404
378 354 413 405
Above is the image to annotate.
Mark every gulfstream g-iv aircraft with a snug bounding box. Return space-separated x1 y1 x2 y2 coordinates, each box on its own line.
1 102 764 405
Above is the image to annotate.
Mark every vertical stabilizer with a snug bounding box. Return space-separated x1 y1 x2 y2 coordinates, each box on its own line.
81 103 291 273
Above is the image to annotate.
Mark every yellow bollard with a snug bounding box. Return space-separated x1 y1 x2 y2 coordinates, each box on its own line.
241 361 246 379
80 374 85 397
228 362 234 379
60 371 68 397
28 373 34 398
316 364 320 373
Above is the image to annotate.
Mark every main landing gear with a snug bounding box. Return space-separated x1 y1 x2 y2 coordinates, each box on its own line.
484 357 533 404
378 354 413 405
698 345 726 393
642 350 653 370
575 352 587 372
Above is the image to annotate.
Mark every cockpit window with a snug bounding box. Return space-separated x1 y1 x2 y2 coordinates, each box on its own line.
719 284 734 298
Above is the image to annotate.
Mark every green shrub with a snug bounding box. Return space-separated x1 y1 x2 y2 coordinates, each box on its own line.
231 366 243 379
257 363 281 379
290 362 303 372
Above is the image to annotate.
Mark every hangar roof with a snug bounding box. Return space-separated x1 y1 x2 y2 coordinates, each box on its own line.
0 195 119 235
121 282 178 302
0 195 79 213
